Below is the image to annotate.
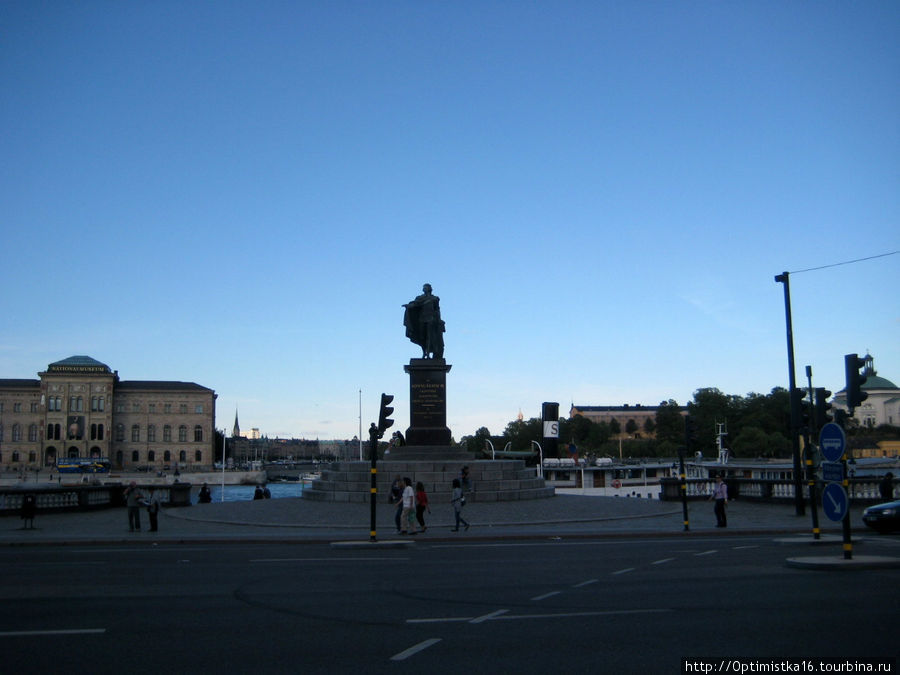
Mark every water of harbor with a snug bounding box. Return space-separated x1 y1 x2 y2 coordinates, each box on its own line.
194 482 307 503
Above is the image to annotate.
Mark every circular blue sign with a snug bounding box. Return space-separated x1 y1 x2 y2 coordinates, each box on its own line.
822 482 848 522
818 422 846 462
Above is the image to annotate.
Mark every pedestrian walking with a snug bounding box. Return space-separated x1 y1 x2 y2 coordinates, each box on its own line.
415 481 431 532
197 483 212 504
147 488 162 532
710 474 728 527
400 477 417 535
389 477 403 533
253 485 264 500
124 481 145 532
451 478 469 531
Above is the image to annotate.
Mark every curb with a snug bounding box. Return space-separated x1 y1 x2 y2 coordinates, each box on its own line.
785 555 900 570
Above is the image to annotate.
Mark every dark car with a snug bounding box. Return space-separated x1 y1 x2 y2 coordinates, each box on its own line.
862 500 900 534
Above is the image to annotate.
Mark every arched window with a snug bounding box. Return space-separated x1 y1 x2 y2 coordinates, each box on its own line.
178 425 187 442
179 450 186 462
195 450 202 462
12 424 21 442
28 424 38 442
131 425 140 442
194 425 203 442
147 425 156 443
164 450 171 462
148 450 155 462
163 425 172 442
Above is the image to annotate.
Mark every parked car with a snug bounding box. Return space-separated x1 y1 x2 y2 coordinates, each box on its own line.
861 500 900 534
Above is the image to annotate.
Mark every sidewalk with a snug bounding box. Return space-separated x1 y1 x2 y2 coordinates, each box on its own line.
0 493 876 546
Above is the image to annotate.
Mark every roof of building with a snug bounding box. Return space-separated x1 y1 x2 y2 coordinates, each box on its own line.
115 380 213 393
45 355 112 373
0 379 40 388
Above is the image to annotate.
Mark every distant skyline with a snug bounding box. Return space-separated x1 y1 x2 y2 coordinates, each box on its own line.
2 2 898 440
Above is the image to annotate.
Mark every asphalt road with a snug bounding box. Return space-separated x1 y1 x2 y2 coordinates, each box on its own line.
2 534 898 674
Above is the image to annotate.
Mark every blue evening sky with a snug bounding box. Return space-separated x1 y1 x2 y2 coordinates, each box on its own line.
1 2 898 441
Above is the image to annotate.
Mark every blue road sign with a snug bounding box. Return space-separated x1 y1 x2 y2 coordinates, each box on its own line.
822 482 848 522
819 422 846 462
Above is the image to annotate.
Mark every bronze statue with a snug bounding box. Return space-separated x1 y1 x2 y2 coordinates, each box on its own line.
403 283 445 359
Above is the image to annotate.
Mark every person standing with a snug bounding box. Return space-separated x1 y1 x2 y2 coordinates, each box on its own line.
879 472 894 501
451 478 469 532
20 493 37 530
400 477 417 535
710 474 728 527
197 483 212 504
415 481 431 532
147 488 162 532
124 481 145 532
389 477 404 533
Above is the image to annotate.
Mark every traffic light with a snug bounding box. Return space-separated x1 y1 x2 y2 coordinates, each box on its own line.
377 393 394 436
844 353 868 411
790 387 809 431
684 415 698 447
814 387 832 430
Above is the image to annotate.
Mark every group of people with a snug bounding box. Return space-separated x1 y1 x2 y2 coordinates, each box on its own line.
123 481 163 532
390 472 470 534
253 484 272 500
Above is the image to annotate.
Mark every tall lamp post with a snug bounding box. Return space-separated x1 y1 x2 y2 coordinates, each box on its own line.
775 271 806 516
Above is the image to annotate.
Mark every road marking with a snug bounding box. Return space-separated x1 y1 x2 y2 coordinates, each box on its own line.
732 545 758 550
651 558 675 565
390 638 441 661
695 550 717 556
470 609 508 624
0 629 106 637
251 557 408 563
573 579 598 588
612 567 634 575
531 591 561 601
407 608 670 625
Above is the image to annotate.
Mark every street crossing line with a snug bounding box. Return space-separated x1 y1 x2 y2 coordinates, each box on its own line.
0 629 106 637
531 591 561 601
390 638 441 661
407 608 671 625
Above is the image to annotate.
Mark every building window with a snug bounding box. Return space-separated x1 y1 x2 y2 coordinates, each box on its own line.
116 401 125 413
149 404 156 414
179 450 186 463
164 403 172 414
148 450 155 462
12 424 21 442
97 424 104 441
47 423 61 440
195 450 202 462
163 425 172 442
194 425 203 442
28 424 38 442
164 450 171 462
28 451 36 462
131 451 139 463
69 396 83 412
115 424 125 442
91 396 105 412
131 425 140 442
147 425 156 443
12 451 20 462
132 403 140 413
31 402 39 412
195 404 203 414
178 425 188 442
14 402 22 412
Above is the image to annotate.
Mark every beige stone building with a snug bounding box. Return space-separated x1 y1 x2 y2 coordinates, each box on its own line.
0 356 216 472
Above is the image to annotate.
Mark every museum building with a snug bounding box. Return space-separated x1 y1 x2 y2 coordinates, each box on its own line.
0 356 216 472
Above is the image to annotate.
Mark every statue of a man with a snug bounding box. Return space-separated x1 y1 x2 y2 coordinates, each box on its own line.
403 283 445 359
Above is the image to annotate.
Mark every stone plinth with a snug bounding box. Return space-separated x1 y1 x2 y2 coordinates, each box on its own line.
301 459 554 503
404 359 452 445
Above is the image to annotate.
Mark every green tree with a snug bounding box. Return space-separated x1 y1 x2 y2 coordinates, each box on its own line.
655 400 684 446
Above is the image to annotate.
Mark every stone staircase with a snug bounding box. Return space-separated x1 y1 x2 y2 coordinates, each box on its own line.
301 458 554 503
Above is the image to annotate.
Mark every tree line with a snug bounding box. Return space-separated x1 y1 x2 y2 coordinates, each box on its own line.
460 387 899 461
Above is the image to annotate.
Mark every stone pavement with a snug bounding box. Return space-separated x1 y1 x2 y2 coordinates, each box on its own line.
1 493 890 550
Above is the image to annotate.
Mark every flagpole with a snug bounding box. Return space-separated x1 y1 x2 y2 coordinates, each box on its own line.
359 389 363 461
221 431 226 502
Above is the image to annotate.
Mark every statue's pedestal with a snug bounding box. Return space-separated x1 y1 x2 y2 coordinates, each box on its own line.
404 359 452 446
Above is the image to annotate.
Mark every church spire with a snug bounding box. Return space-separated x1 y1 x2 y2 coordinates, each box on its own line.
232 407 240 438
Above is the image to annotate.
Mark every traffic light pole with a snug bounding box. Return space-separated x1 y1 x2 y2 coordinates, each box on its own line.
775 271 806 516
805 367 820 540
368 423 379 542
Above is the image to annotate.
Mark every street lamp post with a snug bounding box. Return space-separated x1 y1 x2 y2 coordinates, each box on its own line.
775 271 806 516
